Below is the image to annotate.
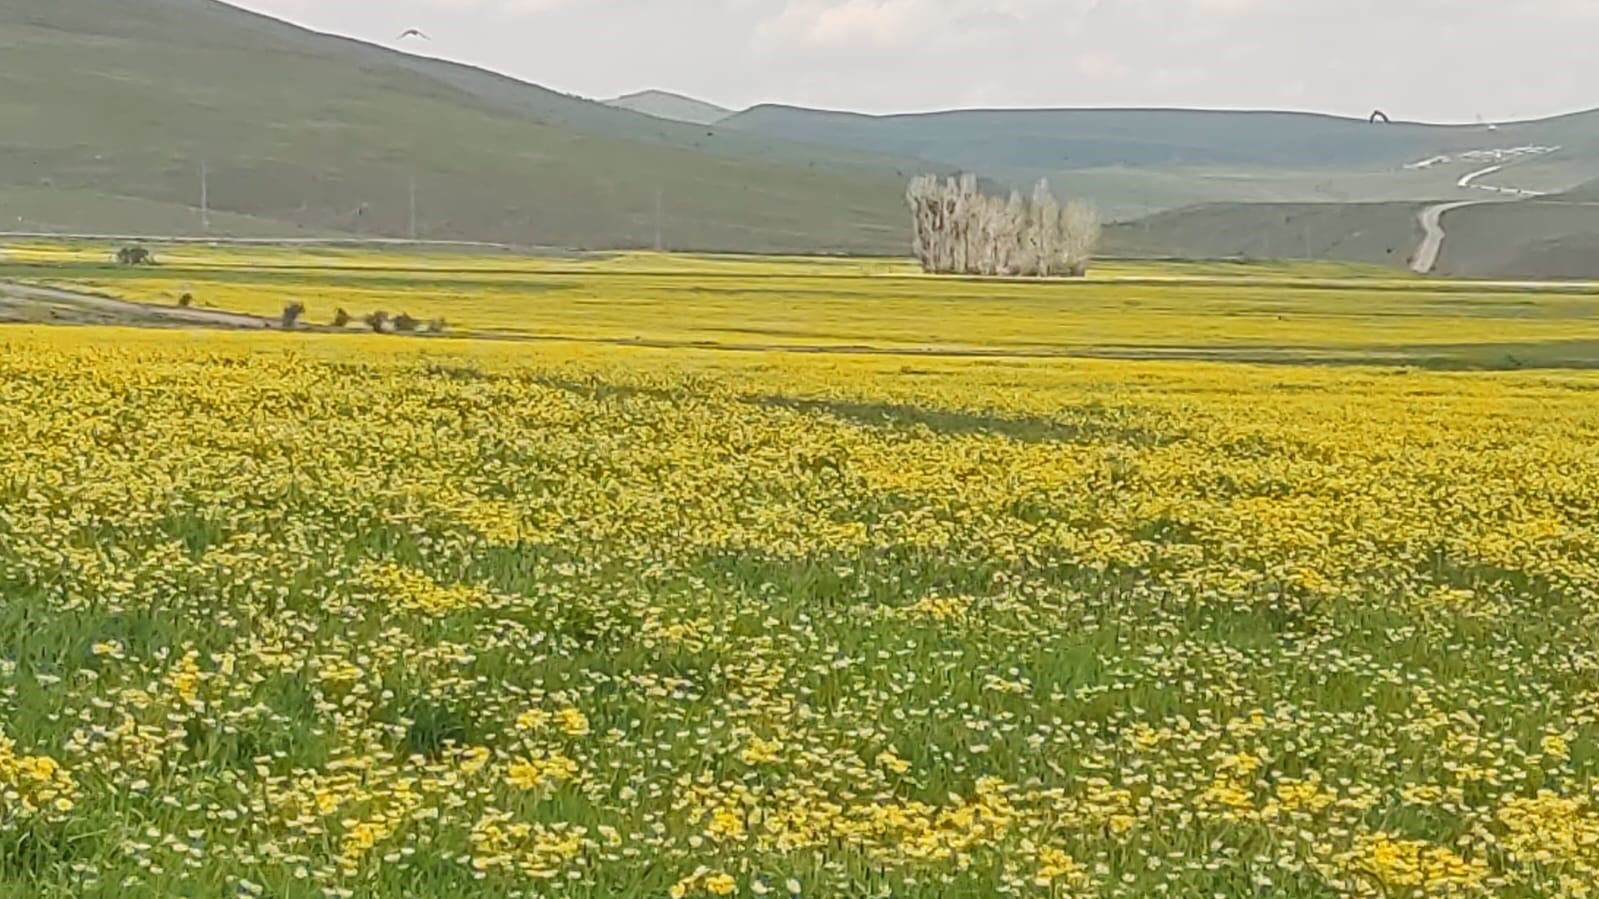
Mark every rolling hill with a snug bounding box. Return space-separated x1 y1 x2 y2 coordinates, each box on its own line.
605 91 734 126
0 0 915 252
721 104 1599 220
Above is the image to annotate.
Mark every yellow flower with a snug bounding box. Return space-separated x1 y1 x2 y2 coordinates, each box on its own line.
876 747 911 774
706 806 747 841
556 707 590 737
515 708 551 731
704 873 737 896
505 753 578 790
740 736 783 765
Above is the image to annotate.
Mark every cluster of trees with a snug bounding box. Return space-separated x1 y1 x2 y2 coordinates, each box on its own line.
116 246 155 266
278 303 446 334
907 174 1101 277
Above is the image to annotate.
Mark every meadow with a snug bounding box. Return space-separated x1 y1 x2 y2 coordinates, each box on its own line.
2 250 1599 897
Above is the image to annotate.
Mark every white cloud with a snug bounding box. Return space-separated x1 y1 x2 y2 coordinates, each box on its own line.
761 0 920 47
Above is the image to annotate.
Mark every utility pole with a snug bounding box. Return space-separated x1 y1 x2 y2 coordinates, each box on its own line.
654 189 663 252
200 160 210 231
408 172 418 241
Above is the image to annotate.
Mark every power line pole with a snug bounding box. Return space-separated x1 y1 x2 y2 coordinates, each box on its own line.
654 189 663 252
408 172 418 241
200 160 210 231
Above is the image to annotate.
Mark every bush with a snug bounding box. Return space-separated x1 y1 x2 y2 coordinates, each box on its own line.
115 247 154 266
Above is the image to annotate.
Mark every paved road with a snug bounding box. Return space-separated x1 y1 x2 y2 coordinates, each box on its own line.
1411 201 1491 275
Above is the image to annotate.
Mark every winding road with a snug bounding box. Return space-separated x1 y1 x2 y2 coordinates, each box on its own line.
1410 199 1491 275
1411 157 1551 275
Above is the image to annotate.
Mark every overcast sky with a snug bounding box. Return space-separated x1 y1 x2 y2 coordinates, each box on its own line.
226 0 1598 123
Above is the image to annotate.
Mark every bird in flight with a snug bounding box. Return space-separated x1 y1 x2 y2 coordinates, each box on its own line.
397 29 431 41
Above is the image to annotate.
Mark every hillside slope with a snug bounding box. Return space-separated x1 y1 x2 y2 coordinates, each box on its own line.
1104 202 1424 268
606 91 734 126
1558 179 1599 201
0 0 911 251
1435 200 1599 280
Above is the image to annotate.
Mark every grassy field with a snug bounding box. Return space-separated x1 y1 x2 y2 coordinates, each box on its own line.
3 251 1599 897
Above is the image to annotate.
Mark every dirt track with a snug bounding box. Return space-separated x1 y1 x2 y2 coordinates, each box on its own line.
0 281 274 328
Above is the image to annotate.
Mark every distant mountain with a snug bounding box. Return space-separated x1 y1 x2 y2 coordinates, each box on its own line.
0 0 914 252
723 104 1599 174
722 106 1456 171
720 104 1599 219
606 91 735 126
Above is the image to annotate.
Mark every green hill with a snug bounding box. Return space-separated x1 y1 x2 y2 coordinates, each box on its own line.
0 0 913 252
605 91 735 126
722 105 1599 219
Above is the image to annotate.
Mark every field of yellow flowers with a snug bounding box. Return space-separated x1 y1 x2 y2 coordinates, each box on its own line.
3 251 1599 897
9 243 1599 368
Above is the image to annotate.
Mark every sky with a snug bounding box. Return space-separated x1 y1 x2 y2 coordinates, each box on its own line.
225 0 1599 123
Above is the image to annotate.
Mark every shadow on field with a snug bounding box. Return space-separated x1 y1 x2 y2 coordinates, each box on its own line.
523 375 1170 444
748 396 1174 445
